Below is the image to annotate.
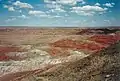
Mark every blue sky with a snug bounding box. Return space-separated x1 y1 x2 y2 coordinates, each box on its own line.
0 0 120 27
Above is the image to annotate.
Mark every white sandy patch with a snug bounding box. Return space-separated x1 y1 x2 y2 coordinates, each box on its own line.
0 49 89 77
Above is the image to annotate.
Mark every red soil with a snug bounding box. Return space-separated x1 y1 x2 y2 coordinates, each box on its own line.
0 46 24 61
89 34 120 45
51 39 105 52
0 54 25 61
0 46 22 54
0 55 9 61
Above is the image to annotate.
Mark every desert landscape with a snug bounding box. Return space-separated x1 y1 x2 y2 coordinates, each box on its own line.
0 27 120 81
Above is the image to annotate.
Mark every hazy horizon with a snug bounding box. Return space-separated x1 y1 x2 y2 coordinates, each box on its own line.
0 0 120 27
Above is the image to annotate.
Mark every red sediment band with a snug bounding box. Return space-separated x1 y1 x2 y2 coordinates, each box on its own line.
0 54 10 61
89 34 120 45
0 46 22 54
51 39 105 52
0 46 25 61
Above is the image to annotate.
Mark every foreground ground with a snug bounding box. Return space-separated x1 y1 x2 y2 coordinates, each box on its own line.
0 28 120 81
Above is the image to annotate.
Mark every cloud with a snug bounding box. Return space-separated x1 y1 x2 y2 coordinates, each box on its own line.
46 3 66 13
28 10 49 17
5 14 28 23
49 8 66 12
77 0 86 4
3 5 15 11
57 0 78 5
3 1 33 12
3 5 8 8
29 10 64 18
48 15 63 18
71 10 95 16
8 15 29 22
71 5 107 16
103 3 115 7
72 5 107 12
44 0 85 5
95 3 100 6
45 1 66 12
104 20 111 24
18 15 29 19
10 15 28 19
46 3 62 9
44 0 55 3
29 10 45 15
13 1 33 9
8 7 15 11
5 18 16 22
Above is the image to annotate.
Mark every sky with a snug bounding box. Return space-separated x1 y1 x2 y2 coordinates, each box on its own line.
0 0 120 27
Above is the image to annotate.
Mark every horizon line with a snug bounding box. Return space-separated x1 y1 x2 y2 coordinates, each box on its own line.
0 26 120 29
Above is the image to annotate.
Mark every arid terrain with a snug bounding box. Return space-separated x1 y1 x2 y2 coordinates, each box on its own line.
0 27 120 81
